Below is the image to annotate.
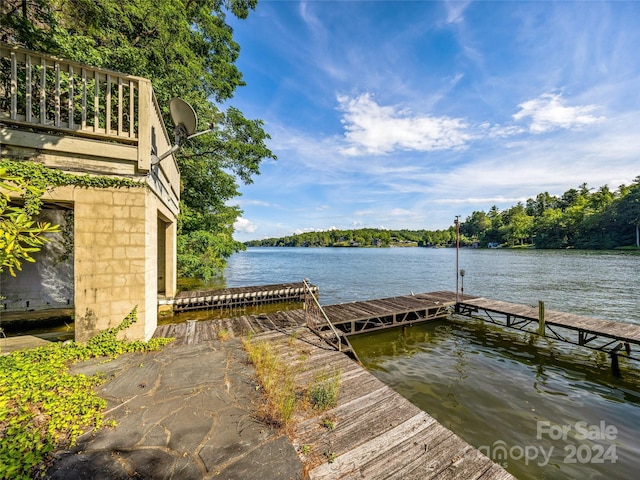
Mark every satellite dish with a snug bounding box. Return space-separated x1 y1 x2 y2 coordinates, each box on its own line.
169 98 198 137
154 97 215 164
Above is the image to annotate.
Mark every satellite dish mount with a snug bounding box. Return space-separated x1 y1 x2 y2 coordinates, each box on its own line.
154 98 215 164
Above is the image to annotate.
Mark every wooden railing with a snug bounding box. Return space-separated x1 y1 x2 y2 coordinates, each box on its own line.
303 278 343 352
0 42 152 144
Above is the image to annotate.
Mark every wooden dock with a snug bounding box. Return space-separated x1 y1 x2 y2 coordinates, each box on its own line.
153 307 309 342
153 314 515 479
458 296 640 371
152 287 640 477
160 282 317 312
323 290 458 335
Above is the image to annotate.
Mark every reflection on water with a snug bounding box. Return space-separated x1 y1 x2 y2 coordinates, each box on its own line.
349 318 640 480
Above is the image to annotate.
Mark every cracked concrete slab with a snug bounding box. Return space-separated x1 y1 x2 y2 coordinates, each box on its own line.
45 338 303 480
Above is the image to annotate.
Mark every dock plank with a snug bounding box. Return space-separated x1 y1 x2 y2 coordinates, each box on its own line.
307 413 436 479
249 328 513 480
460 297 640 345
152 293 515 479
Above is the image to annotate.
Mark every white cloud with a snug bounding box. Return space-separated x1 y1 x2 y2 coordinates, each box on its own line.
298 1 323 31
234 217 257 233
337 93 472 156
488 124 526 138
513 93 604 133
433 196 528 205
445 0 472 24
234 199 272 207
389 208 414 217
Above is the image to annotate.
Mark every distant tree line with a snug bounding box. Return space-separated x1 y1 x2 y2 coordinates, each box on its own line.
245 227 457 248
247 177 640 250
461 178 640 249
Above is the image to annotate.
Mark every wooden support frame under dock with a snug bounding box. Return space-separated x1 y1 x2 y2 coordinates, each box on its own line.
458 296 640 374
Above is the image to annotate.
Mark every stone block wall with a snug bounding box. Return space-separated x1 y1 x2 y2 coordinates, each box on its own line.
71 186 175 342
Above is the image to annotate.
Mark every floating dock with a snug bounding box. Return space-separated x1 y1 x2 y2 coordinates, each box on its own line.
322 290 457 335
161 282 317 312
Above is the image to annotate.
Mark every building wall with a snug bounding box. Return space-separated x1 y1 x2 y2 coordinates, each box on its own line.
68 185 177 342
1 44 180 342
0 180 178 342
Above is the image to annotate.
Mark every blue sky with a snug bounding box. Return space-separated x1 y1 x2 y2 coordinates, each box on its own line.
224 1 640 242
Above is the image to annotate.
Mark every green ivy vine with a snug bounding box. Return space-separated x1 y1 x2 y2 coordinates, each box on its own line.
0 159 146 276
0 308 174 479
0 159 145 215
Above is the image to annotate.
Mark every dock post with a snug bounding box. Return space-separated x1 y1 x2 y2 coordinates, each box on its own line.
454 215 460 311
537 301 545 336
611 352 621 377
610 342 624 377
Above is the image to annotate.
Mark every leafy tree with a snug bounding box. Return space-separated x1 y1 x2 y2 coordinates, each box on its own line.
0 167 59 276
1 0 276 281
0 1 59 50
534 208 566 248
588 185 615 211
506 205 534 245
616 177 640 247
461 211 491 241
525 192 558 217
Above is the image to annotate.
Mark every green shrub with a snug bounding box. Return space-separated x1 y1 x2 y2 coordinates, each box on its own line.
0 308 173 479
308 369 341 411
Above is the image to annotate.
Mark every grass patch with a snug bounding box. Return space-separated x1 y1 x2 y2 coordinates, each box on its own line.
308 369 342 411
322 418 336 430
217 329 231 341
243 335 343 427
0 308 173 479
242 338 298 428
243 335 346 471
300 444 311 455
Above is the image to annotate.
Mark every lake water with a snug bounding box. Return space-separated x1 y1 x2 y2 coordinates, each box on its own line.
226 247 640 325
225 247 640 479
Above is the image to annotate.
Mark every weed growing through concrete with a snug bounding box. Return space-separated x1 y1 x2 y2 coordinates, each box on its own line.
217 329 231 341
242 339 298 428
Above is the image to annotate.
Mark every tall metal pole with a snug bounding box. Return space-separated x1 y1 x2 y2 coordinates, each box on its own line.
455 215 460 309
